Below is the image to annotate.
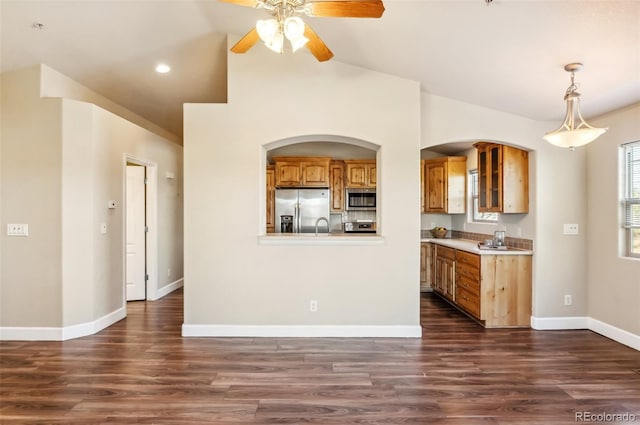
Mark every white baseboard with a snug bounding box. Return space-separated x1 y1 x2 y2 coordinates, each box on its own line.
531 315 639 352
0 306 126 341
182 324 423 338
150 278 183 301
530 316 589 330
588 317 640 351
0 326 64 341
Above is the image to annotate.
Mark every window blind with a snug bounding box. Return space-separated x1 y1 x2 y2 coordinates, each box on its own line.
623 141 640 228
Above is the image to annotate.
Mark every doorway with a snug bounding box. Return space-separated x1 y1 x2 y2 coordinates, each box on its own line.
126 163 147 300
124 155 158 302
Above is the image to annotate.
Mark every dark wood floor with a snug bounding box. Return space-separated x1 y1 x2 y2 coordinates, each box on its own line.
1 289 639 424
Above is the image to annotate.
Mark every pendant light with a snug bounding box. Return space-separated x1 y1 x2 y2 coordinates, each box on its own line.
543 63 608 150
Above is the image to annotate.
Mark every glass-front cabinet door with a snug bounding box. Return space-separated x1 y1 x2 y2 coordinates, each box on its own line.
476 142 503 212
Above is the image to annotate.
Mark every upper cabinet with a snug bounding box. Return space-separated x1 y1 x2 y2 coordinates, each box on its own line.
266 165 275 233
474 142 528 213
329 160 345 212
273 157 331 188
344 160 376 188
422 156 467 214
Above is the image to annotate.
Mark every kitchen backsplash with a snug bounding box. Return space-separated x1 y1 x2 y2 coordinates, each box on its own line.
343 210 376 222
421 229 533 250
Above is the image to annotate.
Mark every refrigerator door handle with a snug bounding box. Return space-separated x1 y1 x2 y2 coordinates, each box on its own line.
293 203 298 233
296 203 301 233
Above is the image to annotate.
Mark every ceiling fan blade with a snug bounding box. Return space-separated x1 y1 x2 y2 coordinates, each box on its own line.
230 28 260 54
304 25 334 62
218 0 260 7
306 0 385 18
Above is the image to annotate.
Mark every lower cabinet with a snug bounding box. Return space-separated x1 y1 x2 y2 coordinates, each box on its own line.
455 250 481 319
432 245 532 328
434 246 455 301
420 242 434 291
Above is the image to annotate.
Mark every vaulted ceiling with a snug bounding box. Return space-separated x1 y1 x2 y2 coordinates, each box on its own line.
2 0 639 142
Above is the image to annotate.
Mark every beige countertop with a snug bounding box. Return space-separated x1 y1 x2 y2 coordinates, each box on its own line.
420 238 533 256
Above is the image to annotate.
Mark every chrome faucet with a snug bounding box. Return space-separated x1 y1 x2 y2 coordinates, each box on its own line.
315 217 330 235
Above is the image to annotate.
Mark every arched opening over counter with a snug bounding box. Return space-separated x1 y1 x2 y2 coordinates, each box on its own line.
263 135 380 237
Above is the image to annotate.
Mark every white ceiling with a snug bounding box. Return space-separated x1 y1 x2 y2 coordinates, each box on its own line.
2 0 639 142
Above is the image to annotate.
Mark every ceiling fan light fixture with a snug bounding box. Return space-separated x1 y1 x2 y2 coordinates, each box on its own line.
289 34 309 52
283 16 308 51
229 0 384 61
265 31 284 53
543 63 608 150
256 18 279 43
284 16 305 39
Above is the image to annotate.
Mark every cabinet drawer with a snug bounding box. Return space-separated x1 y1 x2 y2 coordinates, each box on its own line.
455 274 480 297
436 246 456 261
456 250 480 269
456 286 480 318
456 262 480 281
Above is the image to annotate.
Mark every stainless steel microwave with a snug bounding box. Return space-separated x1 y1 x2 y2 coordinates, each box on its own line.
345 188 376 211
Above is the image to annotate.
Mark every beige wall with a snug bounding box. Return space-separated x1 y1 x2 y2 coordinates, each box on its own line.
587 103 640 336
1 65 183 334
183 40 421 334
1 67 63 326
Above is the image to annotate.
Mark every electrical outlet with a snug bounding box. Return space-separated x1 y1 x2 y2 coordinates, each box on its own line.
564 295 572 306
309 300 318 312
563 224 579 235
100 223 107 234
7 224 29 236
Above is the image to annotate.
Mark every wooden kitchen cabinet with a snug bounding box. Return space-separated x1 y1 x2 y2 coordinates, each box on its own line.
420 159 425 212
273 157 331 188
329 161 345 212
420 242 434 292
432 243 532 327
434 245 456 301
266 165 275 233
454 250 481 318
423 157 467 214
344 160 376 188
479 255 532 327
474 142 529 213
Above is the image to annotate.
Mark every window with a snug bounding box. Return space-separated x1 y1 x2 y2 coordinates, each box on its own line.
470 170 498 222
622 141 640 257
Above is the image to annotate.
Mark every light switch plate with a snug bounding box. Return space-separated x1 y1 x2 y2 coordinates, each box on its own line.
7 224 29 236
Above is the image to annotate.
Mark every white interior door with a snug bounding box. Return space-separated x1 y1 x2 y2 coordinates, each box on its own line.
126 165 146 301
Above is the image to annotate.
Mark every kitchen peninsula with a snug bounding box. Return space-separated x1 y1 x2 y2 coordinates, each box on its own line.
421 236 533 328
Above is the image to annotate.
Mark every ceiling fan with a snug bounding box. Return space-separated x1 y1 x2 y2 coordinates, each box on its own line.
220 0 385 62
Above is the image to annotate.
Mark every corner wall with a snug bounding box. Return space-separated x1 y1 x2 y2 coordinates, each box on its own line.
1 65 184 339
587 103 640 343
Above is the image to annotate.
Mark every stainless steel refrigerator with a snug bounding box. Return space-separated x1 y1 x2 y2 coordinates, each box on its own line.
275 189 330 233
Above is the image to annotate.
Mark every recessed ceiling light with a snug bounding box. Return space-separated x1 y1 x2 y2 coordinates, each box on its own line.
155 64 171 74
